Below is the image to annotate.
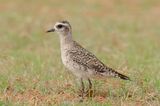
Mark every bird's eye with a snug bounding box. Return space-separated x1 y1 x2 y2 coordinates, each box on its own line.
57 24 63 29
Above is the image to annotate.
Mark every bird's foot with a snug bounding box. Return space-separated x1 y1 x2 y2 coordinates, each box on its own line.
85 89 94 97
78 88 94 99
78 89 85 97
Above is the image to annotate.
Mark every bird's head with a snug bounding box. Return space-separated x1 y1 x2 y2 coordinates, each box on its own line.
46 20 72 35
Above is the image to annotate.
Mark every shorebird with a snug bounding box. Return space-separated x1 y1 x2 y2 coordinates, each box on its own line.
46 20 130 97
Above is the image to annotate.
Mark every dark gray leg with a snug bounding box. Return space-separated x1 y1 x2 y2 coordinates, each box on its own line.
86 78 93 97
80 78 85 97
78 78 85 102
88 78 92 90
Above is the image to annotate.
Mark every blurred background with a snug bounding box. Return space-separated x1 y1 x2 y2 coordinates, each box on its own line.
0 0 160 105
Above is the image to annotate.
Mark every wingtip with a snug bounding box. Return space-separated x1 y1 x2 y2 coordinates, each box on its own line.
118 73 131 81
125 77 132 81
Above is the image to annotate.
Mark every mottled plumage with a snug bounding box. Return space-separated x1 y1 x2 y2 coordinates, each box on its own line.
47 20 130 98
66 41 130 80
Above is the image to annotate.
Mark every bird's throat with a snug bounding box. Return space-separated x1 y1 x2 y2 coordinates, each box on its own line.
59 33 73 50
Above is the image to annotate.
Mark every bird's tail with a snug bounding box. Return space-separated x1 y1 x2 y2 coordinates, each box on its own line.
103 67 131 81
115 71 131 80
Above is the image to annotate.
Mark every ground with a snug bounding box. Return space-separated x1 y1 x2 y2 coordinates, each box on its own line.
0 0 160 105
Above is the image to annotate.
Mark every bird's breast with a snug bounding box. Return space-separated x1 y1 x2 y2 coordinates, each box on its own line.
61 49 85 71
61 49 69 66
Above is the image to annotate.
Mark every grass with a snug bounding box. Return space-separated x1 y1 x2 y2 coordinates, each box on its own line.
0 0 160 105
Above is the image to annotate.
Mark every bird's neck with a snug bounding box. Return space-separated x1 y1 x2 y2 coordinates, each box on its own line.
59 32 73 50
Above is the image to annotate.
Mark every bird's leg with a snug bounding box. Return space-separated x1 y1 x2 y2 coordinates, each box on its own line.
86 78 93 97
88 78 92 90
80 78 85 98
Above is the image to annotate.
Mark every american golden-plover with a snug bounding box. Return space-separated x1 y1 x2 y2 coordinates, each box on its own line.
46 20 130 98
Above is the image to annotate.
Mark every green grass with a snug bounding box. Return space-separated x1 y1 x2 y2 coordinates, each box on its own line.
0 0 160 105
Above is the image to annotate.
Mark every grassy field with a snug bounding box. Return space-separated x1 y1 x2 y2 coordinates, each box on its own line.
0 0 160 105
